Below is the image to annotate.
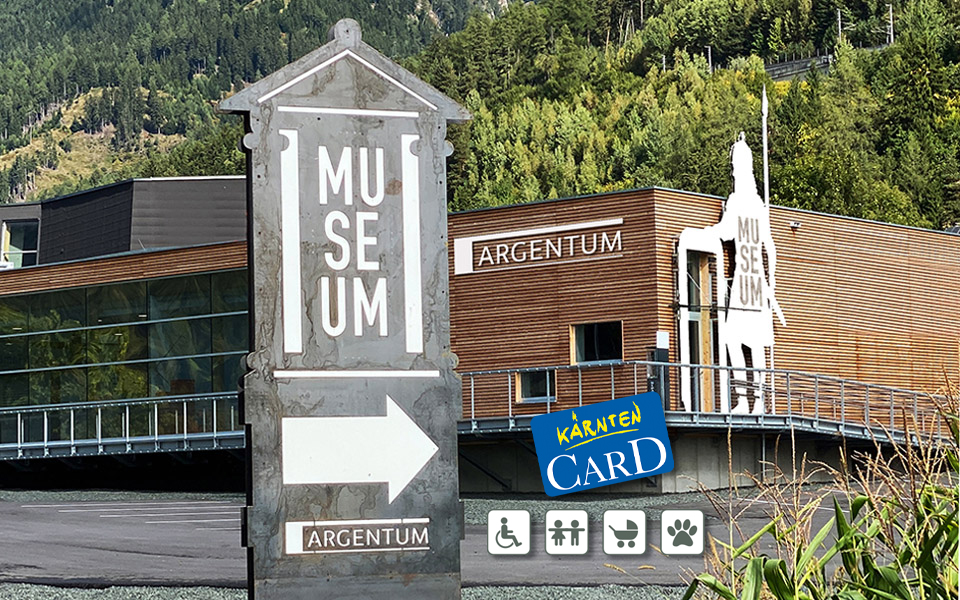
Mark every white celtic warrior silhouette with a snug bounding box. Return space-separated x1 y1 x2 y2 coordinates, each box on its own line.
678 132 786 414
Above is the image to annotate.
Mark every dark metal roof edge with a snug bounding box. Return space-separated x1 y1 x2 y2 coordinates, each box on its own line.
450 186 959 238
0 198 43 208
133 176 246 181
450 186 725 216
21 176 246 208
773 205 960 237
30 179 135 206
1 239 245 272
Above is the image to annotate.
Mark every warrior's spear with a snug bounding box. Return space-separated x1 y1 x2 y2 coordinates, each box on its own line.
762 85 769 207
762 85 786 327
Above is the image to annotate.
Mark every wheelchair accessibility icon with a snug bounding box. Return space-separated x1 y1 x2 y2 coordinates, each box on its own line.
495 518 522 548
487 510 530 555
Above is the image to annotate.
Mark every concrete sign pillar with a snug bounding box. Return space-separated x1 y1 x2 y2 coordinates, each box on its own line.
219 19 469 599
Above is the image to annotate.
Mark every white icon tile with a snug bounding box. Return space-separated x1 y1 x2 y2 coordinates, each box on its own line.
487 510 530 555
603 510 646 555
545 510 589 555
660 510 704 555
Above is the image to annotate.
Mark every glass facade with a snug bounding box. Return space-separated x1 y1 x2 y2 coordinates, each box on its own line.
0 270 248 444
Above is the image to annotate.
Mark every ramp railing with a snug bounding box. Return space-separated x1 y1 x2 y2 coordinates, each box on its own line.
459 360 949 445
1 361 949 460
0 392 243 460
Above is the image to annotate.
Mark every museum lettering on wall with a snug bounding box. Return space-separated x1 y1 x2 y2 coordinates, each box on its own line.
454 218 624 275
736 216 764 308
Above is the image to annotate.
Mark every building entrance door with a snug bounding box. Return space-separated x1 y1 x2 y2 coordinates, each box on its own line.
685 251 717 412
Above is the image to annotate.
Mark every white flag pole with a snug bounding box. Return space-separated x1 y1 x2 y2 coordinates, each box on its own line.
762 85 770 207
761 84 776 409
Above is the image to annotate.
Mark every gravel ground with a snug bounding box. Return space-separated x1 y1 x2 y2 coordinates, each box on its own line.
0 584 686 600
461 491 714 525
463 586 686 600
0 586 244 600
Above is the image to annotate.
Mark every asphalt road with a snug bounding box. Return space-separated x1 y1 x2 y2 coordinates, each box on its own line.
0 499 245 587
0 493 840 588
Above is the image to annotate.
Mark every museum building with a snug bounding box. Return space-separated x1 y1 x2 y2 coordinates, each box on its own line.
0 176 956 492
0 177 248 461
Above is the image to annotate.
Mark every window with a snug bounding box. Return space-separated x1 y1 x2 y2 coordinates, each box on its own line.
0 296 27 334
1 220 39 268
212 270 248 313
87 281 147 326
0 374 28 408
572 321 623 363
30 369 85 405
31 289 85 331
148 274 211 319
149 357 212 397
212 313 248 393
516 370 557 403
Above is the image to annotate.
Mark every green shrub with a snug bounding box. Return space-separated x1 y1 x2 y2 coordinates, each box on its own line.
684 395 959 600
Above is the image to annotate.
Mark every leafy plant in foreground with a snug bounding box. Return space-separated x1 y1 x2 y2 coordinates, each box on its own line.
683 392 959 600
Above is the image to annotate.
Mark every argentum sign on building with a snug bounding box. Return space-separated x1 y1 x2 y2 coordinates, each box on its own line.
219 19 469 599
454 218 624 274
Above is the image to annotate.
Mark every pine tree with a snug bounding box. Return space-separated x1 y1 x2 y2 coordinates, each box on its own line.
114 54 145 149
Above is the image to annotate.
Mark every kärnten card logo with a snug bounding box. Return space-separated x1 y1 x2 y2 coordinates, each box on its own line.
531 392 674 496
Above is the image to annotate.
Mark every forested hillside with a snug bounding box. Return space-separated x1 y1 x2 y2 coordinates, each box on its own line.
0 0 487 143
1 0 958 230
0 0 493 200
411 0 960 228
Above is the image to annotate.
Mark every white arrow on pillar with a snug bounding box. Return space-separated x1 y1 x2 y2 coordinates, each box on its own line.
281 395 439 503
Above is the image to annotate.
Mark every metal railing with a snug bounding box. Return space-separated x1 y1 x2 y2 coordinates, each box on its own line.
1 360 948 461
0 392 243 460
765 53 832 80
762 45 888 81
459 360 948 445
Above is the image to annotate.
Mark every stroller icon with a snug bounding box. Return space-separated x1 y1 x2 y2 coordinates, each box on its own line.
607 520 640 548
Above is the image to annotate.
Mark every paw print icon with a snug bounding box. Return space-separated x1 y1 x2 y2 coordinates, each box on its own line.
668 518 697 546
660 510 704 555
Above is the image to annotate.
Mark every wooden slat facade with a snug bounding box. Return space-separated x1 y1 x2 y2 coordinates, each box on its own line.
449 190 659 419
450 187 960 422
650 188 960 395
0 241 248 296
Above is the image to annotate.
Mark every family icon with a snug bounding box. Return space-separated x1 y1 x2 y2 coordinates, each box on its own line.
549 519 584 546
545 510 588 555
